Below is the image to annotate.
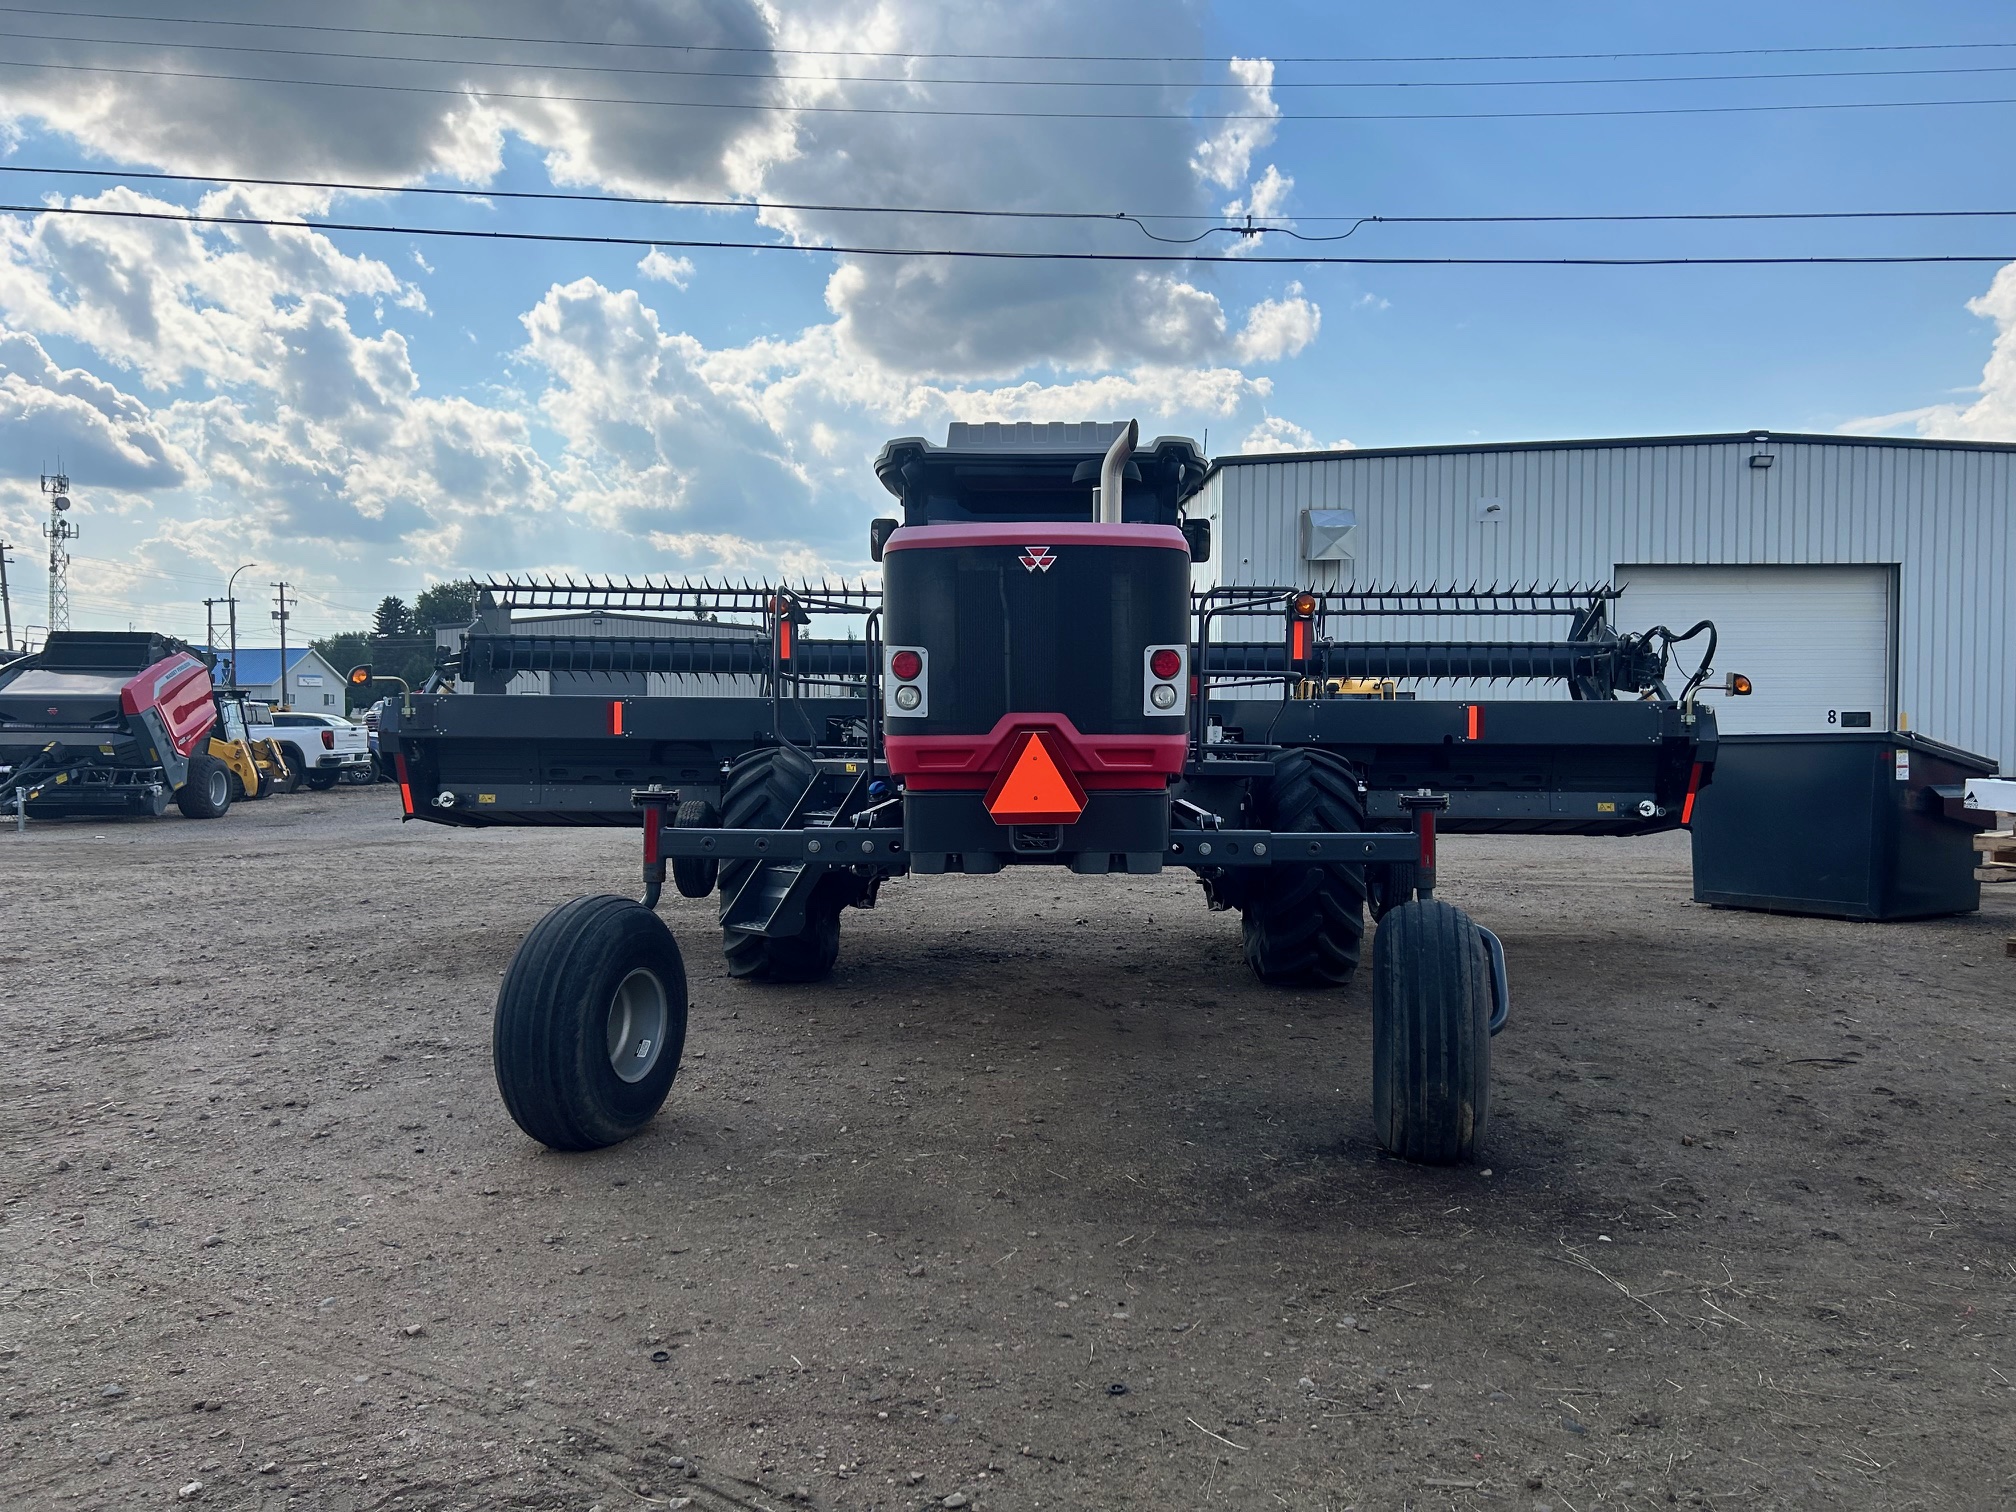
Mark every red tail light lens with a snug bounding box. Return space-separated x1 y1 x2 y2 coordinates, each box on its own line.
1149 648 1182 680
890 650 923 681
321 729 335 750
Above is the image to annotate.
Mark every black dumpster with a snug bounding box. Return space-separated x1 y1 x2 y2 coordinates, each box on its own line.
1689 731 1999 920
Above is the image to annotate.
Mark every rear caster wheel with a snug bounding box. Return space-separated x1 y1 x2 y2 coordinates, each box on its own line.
493 895 689 1151
1372 899 1492 1164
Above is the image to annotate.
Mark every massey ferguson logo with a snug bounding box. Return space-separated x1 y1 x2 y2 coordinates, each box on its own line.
1019 545 1057 573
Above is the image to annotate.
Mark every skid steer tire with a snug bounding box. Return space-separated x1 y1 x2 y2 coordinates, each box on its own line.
672 798 722 900
1240 748 1368 986
718 745 844 983
493 894 688 1151
175 755 233 819
1371 899 1491 1165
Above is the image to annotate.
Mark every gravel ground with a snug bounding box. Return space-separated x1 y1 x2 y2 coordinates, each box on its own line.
2 787 2013 1512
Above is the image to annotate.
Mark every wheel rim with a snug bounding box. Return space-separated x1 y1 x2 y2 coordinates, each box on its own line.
207 769 229 807
606 968 669 1084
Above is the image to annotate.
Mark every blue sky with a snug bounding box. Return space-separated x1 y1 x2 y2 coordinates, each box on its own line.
2 0 2014 644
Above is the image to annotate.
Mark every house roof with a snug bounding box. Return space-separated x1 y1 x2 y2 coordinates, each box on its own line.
200 646 320 686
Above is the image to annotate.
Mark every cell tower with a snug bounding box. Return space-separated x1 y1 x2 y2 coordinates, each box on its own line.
41 472 77 633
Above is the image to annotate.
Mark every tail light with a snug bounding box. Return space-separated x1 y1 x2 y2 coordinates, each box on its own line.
884 647 928 717
321 729 335 750
1142 645 1187 716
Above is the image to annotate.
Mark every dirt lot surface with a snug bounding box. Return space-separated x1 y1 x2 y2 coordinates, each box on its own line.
3 789 2013 1512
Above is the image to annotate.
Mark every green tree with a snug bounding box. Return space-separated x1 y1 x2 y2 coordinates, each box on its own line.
413 580 484 632
373 596 416 636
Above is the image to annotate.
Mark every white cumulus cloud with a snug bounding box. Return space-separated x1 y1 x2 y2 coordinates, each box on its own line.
1843 262 2016 441
638 250 697 288
1240 416 1353 454
1234 285 1322 362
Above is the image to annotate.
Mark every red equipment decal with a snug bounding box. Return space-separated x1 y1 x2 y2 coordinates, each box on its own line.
1019 545 1057 573
983 730 1087 824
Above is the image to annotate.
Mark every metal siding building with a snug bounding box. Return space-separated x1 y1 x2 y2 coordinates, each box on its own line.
1193 431 2015 769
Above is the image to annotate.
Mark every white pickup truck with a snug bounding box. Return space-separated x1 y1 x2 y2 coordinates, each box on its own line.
258 710 373 790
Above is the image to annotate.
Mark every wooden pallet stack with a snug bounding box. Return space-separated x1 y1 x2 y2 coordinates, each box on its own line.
1981 823 2016 885
1980 814 2016 959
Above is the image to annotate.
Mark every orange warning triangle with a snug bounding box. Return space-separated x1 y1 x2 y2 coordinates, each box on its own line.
984 730 1088 824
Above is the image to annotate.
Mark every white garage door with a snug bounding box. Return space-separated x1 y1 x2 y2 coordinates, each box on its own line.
1616 565 1893 735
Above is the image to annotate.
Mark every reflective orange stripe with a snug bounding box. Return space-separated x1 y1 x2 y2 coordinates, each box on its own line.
1466 704 1481 740
778 619 794 661
393 752 414 817
611 700 625 736
1681 761 1704 825
1290 620 1308 661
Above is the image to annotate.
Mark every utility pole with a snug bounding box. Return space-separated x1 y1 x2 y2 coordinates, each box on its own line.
0 540 15 653
40 474 76 633
203 596 223 656
271 581 292 709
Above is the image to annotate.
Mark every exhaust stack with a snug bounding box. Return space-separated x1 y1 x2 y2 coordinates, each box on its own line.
1096 419 1139 524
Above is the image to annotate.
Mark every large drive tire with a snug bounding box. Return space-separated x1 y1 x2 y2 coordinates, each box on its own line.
175 755 233 819
1240 748 1369 986
718 746 845 983
1372 899 1491 1165
493 894 689 1151
671 798 722 899
304 769 340 791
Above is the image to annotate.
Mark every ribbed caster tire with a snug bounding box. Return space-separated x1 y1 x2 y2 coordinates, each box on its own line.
494 895 689 1151
1372 899 1491 1164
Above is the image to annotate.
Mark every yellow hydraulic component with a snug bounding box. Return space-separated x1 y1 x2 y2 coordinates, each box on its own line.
1328 676 1400 699
1293 675 1402 700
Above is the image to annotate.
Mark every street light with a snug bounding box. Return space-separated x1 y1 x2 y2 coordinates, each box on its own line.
225 562 256 689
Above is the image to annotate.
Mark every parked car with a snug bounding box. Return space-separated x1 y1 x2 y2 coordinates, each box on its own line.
260 710 373 790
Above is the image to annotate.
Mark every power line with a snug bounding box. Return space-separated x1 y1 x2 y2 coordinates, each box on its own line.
14 163 2016 230
11 54 2016 123
0 7 2009 66
5 199 2011 265
9 26 2016 91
